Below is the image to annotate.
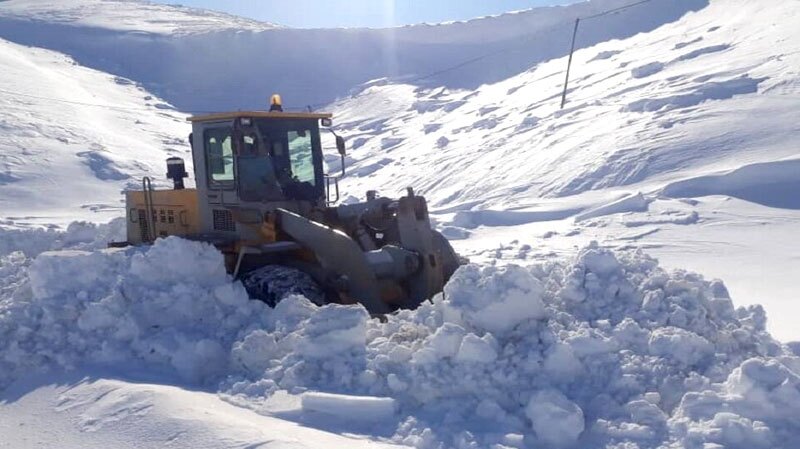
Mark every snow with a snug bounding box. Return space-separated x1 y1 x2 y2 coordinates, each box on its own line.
526 389 585 447
663 158 800 209
0 37 189 226
574 192 650 222
3 232 799 448
322 0 800 340
0 0 277 35
1 0 799 447
0 374 405 449
0 0 709 111
301 392 398 422
440 264 546 334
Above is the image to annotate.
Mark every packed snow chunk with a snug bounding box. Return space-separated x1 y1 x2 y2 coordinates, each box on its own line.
526 389 585 447
62 221 103 245
0 219 126 259
441 264 546 334
578 245 623 277
455 333 498 363
677 412 773 449
231 330 280 376
296 302 369 358
672 357 800 449
426 323 466 359
649 326 713 367
543 343 583 380
301 392 397 421
626 399 667 427
726 358 800 419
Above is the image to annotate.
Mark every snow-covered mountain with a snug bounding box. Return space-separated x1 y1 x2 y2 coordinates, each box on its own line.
0 0 708 111
0 0 278 34
0 36 189 226
1 0 800 448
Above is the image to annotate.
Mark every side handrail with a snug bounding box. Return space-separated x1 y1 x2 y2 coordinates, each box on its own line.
325 174 340 206
142 176 157 242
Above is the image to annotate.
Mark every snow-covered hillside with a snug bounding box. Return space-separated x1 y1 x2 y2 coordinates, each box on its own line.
0 37 189 226
0 0 708 111
0 0 277 34
329 0 800 340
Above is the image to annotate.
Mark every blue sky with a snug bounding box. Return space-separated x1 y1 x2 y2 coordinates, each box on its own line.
154 0 575 28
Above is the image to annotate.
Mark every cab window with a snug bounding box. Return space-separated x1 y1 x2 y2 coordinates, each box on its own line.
288 129 315 186
204 127 234 185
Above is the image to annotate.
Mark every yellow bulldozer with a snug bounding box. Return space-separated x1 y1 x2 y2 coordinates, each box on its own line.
116 95 460 314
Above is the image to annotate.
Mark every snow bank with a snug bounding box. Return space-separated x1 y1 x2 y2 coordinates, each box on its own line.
0 233 267 387
574 192 651 222
222 243 798 449
2 227 799 449
663 159 800 209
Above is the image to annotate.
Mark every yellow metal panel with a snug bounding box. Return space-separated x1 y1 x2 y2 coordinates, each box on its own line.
125 188 200 243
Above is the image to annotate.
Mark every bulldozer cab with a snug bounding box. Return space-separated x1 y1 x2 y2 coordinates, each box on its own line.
191 112 331 202
187 109 337 241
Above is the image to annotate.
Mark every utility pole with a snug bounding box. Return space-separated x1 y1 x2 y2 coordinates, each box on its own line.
560 18 581 109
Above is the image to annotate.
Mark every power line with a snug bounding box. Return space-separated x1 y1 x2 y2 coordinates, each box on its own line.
405 0 658 87
561 0 657 108
583 0 655 20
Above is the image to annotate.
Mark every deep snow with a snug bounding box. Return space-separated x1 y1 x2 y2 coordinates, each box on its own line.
1 229 798 449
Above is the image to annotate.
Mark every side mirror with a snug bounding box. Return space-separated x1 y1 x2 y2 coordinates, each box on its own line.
336 136 347 177
336 135 346 156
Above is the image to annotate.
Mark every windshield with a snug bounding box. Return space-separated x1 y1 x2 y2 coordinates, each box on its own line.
235 118 323 202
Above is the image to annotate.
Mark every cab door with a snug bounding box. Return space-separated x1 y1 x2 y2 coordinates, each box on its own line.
202 124 238 205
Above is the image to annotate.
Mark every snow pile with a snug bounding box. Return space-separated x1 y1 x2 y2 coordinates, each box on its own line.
2 229 799 448
0 236 267 388
223 243 798 449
